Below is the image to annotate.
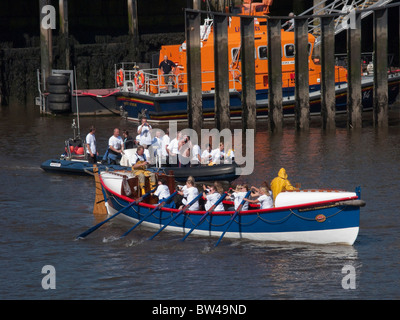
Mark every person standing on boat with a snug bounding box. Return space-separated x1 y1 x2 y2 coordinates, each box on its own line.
270 168 298 202
167 131 181 166
85 125 98 164
211 142 234 164
122 130 134 149
159 55 176 85
161 128 170 166
201 144 213 164
137 116 152 147
107 128 124 165
190 141 201 167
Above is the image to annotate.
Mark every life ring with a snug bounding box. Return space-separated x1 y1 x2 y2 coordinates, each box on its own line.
134 71 145 89
116 68 124 87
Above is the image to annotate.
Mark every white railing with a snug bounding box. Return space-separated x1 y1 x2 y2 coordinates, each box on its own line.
118 67 242 96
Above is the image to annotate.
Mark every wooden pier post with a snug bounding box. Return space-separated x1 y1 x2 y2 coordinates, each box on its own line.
240 16 257 130
347 11 362 129
373 8 388 127
320 16 336 130
39 0 53 89
294 17 310 131
59 0 70 70
213 14 230 130
127 0 139 45
186 10 203 135
267 18 283 132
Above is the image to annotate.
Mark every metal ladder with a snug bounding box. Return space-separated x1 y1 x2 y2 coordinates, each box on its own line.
296 0 393 45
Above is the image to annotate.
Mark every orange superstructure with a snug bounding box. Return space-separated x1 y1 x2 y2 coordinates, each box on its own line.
156 0 347 95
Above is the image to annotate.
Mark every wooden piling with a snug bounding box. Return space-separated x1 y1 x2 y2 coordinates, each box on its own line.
267 18 283 132
294 17 310 131
186 10 203 136
373 8 388 127
59 0 70 70
127 0 139 45
39 0 53 89
320 16 336 130
213 14 230 130
347 11 362 129
240 16 257 130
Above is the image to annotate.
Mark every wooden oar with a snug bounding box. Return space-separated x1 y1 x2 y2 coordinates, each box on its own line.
148 192 203 240
181 192 227 242
214 191 251 247
119 191 177 239
76 187 156 239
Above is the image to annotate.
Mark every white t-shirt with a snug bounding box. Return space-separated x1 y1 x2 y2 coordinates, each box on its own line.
154 184 170 200
167 138 179 155
258 191 273 209
151 137 162 158
109 135 123 151
137 123 152 146
86 133 96 154
201 149 212 164
205 192 225 211
211 148 228 164
231 191 249 211
191 145 201 164
182 186 199 211
131 152 147 164
161 135 170 157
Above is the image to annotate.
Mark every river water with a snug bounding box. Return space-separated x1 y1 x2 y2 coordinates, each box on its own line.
1 102 400 301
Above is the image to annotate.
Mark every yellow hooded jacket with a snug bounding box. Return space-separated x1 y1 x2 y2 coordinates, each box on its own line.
270 168 296 202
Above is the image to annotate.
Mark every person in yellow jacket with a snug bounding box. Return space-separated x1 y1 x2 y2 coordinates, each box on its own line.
270 168 298 202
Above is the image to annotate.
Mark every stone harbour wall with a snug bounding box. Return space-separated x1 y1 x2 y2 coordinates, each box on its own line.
0 32 184 105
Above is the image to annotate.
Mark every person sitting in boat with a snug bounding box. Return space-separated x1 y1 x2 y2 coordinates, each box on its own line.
130 145 156 195
122 130 135 150
201 144 213 165
131 145 149 170
244 186 273 209
159 55 176 85
270 168 298 202
152 177 175 208
227 184 249 211
137 116 152 147
178 177 199 211
107 128 124 165
203 183 225 212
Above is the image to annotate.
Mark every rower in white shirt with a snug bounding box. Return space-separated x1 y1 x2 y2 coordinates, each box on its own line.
178 178 199 211
203 184 225 211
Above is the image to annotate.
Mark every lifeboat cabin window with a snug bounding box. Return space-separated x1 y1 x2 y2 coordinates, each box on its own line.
284 43 312 58
232 47 257 62
258 46 267 60
232 48 241 62
284 44 295 58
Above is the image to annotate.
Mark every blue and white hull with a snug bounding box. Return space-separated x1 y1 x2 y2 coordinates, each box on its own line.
100 172 364 245
117 75 400 123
